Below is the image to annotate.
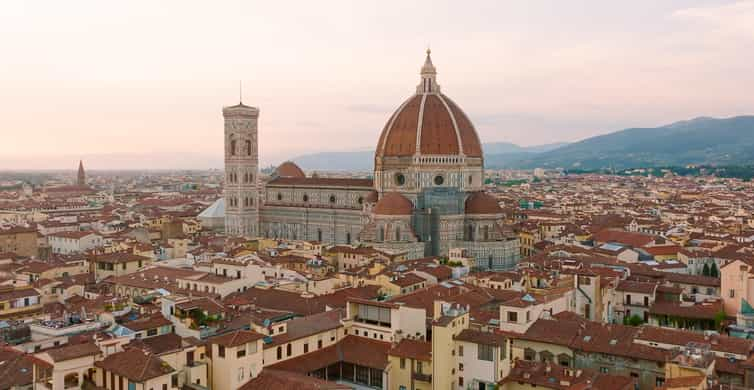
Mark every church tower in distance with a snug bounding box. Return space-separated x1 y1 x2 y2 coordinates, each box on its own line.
77 160 86 187
223 101 260 237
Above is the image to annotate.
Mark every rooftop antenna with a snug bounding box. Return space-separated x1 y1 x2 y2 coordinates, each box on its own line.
239 80 243 104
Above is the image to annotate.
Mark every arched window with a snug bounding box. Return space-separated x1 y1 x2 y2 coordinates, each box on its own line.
317 229 322 242
378 227 385 242
395 226 401 241
483 225 489 241
303 194 309 202
245 140 252 156
230 139 237 156
276 346 282 360
277 193 282 201
346 232 351 244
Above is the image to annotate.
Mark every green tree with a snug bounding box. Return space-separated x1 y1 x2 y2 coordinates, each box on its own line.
710 263 719 278
623 314 643 327
714 310 727 332
702 263 710 276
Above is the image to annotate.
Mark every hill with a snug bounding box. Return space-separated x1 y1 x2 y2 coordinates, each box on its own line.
505 116 754 169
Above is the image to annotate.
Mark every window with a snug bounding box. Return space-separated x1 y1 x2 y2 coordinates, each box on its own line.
507 311 518 322
643 296 649 306
459 376 464 386
245 140 252 156
146 328 157 337
286 343 292 356
230 140 237 156
417 361 423 374
329 195 336 203
238 367 244 381
400 358 405 369
655 377 665 387
218 345 225 358
303 343 309 353
434 175 444 185
458 345 464 356
171 374 178 387
318 339 323 349
276 346 282 360
237 346 246 358
626 294 632 305
478 344 494 361
730 289 736 298
303 194 309 202
394 173 405 186
459 363 464 371
600 367 609 374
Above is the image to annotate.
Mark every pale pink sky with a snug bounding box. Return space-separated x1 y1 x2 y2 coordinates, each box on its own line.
1 0 753 169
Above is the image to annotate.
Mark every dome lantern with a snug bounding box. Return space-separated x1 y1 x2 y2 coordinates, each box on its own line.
417 48 440 94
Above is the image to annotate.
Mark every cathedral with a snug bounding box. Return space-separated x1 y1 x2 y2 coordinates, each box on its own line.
216 50 519 269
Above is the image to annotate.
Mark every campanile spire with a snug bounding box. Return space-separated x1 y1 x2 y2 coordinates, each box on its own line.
77 160 86 187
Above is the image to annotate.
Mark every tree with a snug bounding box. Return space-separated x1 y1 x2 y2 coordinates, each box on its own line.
710 263 719 278
702 263 710 276
714 310 727 332
623 314 643 327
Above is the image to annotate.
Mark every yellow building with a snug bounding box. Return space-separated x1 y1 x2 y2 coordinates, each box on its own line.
388 339 432 390
92 252 153 281
0 286 42 319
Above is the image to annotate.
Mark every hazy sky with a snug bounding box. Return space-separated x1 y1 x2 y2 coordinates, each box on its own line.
1 0 753 169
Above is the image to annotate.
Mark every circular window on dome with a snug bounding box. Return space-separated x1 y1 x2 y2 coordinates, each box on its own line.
329 195 336 204
357 196 364 205
303 194 309 202
434 175 445 186
394 173 406 186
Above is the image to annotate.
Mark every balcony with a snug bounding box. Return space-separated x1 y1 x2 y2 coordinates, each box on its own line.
412 372 432 383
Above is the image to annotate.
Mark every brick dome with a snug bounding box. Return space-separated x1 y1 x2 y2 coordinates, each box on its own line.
374 192 413 215
275 161 305 178
375 50 483 159
465 192 502 215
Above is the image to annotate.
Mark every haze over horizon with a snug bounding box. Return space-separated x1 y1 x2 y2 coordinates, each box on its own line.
2 0 753 170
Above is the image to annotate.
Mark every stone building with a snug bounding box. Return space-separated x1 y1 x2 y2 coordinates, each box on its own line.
214 50 519 269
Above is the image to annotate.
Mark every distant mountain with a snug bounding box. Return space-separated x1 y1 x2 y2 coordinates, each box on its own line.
290 142 569 171
292 151 374 171
503 116 754 170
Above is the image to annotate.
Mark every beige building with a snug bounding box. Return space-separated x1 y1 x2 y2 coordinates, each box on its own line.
0 226 38 257
207 330 265 390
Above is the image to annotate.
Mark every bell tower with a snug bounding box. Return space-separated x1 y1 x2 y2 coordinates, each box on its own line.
223 100 260 237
